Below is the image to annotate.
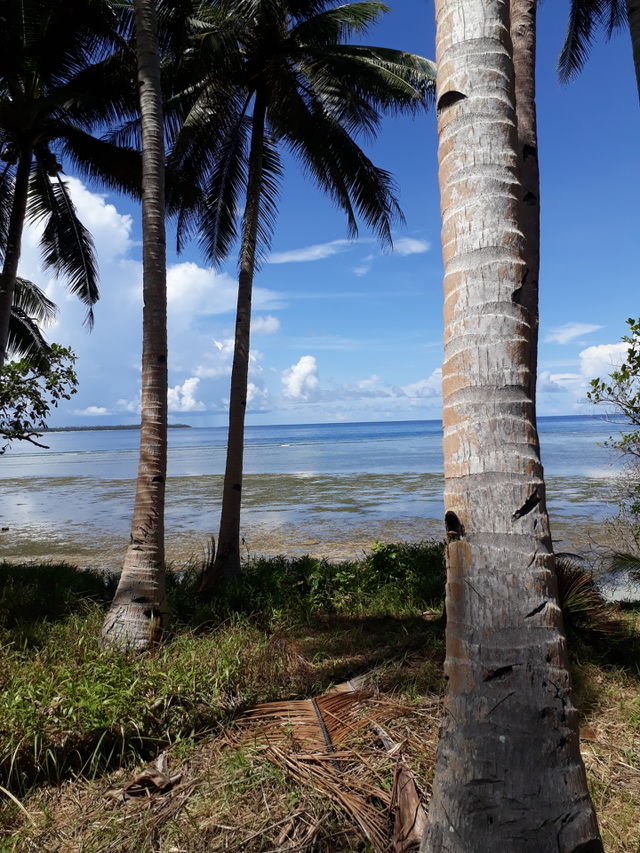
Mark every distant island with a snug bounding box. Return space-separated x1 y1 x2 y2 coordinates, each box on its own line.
44 424 192 433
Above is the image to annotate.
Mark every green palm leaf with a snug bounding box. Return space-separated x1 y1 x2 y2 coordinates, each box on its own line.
28 166 98 327
559 0 627 80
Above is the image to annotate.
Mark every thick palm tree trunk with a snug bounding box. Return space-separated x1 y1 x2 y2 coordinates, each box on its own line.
0 147 32 370
102 0 168 649
627 0 640 101
421 1 602 850
204 95 266 586
511 0 540 405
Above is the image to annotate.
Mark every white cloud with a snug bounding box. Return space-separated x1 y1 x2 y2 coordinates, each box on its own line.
73 405 110 417
116 395 141 414
353 254 375 277
247 382 271 412
544 322 603 345
62 176 133 262
269 239 354 264
168 377 206 412
579 342 628 380
282 355 320 400
167 262 283 332
252 315 280 334
402 369 442 399
537 371 581 394
393 237 431 256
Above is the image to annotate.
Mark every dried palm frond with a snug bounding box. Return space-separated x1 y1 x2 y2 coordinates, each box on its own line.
267 746 391 853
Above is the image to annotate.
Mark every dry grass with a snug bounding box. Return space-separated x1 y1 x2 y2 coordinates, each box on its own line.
3 636 638 853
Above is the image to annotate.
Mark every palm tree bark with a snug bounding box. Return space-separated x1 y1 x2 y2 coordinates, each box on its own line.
0 146 32 371
102 0 168 649
511 0 540 405
627 0 640 101
422 1 602 850
204 94 266 586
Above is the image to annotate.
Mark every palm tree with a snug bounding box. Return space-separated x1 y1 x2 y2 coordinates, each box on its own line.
559 0 640 101
171 0 435 583
421 0 602 849
511 0 540 404
0 0 140 371
102 0 169 650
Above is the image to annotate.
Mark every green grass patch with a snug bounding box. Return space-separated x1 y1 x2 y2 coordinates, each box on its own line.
0 542 446 796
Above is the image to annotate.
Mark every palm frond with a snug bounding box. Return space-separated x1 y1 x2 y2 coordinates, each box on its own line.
28 166 99 327
13 277 58 327
6 305 54 370
289 2 389 45
300 44 436 115
197 114 250 263
558 0 611 81
252 131 282 267
0 159 14 262
57 126 142 198
284 100 402 246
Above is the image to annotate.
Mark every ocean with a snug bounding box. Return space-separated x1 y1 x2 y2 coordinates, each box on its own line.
0 415 632 569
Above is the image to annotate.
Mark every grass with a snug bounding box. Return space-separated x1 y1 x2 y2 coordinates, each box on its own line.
0 545 638 852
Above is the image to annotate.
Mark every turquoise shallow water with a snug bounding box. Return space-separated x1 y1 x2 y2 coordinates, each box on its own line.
0 416 631 566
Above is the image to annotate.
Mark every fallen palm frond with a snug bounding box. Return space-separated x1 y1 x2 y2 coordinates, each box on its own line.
267 745 391 852
240 682 422 852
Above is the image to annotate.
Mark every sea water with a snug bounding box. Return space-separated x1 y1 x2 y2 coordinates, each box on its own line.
0 416 633 568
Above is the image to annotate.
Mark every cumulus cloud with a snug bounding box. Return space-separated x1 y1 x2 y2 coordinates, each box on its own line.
269 239 354 264
168 377 206 412
392 237 430 256
544 322 603 345
282 355 320 400
166 262 283 332
246 382 271 412
578 342 628 380
252 315 280 334
402 369 442 398
73 405 110 416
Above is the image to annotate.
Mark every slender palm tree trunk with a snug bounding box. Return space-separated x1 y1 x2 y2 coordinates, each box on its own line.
422 1 602 850
203 95 266 587
0 147 32 371
511 0 540 405
102 0 168 650
627 0 640 101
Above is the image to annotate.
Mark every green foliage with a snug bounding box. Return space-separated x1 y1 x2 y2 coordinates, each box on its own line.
0 345 78 453
588 317 640 548
0 562 116 629
168 0 436 262
169 540 446 626
0 607 293 793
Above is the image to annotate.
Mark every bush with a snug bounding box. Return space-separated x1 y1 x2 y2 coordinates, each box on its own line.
168 540 446 626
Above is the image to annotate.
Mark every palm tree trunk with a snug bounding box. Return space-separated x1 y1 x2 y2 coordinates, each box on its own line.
511 0 540 405
204 94 266 587
0 146 32 371
422 1 602 850
627 0 640 101
102 0 168 650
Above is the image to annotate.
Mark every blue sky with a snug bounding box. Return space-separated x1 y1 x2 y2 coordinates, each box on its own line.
21 0 640 426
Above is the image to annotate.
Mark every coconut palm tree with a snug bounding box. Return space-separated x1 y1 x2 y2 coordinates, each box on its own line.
101 0 170 649
421 0 602 849
559 0 640 101
0 0 140 371
511 0 541 404
171 0 435 583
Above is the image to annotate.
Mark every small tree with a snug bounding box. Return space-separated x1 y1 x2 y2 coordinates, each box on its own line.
588 317 640 555
0 345 78 453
